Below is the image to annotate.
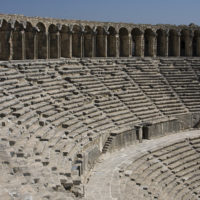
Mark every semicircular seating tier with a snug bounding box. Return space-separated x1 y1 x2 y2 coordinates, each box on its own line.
0 56 200 199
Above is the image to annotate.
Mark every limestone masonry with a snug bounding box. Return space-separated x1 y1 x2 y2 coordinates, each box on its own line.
0 14 200 60
0 14 200 200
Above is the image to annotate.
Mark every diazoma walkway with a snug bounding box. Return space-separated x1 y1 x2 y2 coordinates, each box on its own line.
85 129 200 200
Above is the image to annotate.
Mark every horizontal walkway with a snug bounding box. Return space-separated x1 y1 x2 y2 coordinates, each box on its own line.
84 129 200 200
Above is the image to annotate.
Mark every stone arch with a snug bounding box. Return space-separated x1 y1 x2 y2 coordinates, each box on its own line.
119 27 129 57
37 22 46 59
25 22 34 59
96 26 106 57
180 29 192 57
13 21 23 60
168 29 180 56
180 36 185 56
84 26 93 57
193 30 200 56
72 25 82 57
107 26 117 57
0 19 10 60
180 30 186 56
131 28 143 56
60 25 70 58
49 24 58 58
156 29 166 56
144 29 155 57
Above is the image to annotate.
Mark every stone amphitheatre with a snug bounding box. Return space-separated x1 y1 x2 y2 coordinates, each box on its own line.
1 13 200 200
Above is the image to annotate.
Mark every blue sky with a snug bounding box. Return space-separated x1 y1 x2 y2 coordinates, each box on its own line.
1 0 200 25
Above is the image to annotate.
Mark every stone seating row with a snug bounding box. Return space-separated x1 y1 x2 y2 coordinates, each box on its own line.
86 63 165 122
159 61 200 113
0 64 90 198
58 64 143 127
122 61 189 117
119 138 200 200
18 63 117 135
1 58 200 199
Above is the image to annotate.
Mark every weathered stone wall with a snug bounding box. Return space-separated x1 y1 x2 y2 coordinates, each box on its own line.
0 14 200 60
102 113 200 154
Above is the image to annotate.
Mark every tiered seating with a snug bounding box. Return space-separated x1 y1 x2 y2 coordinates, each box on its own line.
0 65 41 141
0 66 24 117
13 62 121 196
0 66 68 199
0 64 83 199
190 137 200 152
188 58 200 81
123 59 189 116
38 64 115 135
119 138 200 200
57 63 140 127
15 65 91 150
0 58 200 199
85 61 165 123
159 59 200 112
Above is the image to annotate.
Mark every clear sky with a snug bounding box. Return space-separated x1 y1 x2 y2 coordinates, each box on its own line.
1 0 200 25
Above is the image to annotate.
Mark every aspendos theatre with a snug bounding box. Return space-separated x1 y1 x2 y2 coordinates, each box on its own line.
1 13 200 200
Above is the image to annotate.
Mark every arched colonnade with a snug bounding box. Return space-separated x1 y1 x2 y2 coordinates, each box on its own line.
0 18 200 60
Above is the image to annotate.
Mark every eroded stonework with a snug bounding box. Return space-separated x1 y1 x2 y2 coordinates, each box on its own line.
0 13 200 200
0 14 200 61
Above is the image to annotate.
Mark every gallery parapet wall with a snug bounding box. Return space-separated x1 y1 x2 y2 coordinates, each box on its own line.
0 13 200 60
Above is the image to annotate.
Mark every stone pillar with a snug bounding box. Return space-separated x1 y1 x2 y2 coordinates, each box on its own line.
152 33 157 57
34 31 38 60
68 31 73 58
116 34 119 57
9 29 13 60
176 31 181 57
92 31 96 57
138 126 143 143
140 32 144 57
128 33 132 57
104 33 108 57
57 31 61 58
46 31 49 59
165 31 169 57
21 30 26 60
133 36 138 57
196 36 200 56
186 31 193 57
80 32 84 58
